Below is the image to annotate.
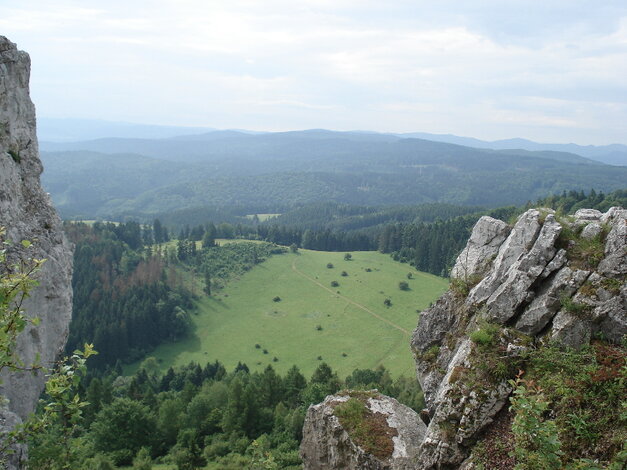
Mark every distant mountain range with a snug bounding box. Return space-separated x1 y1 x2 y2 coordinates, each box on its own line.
38 118 627 165
38 125 627 220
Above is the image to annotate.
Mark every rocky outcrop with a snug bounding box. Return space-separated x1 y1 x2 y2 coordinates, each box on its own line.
0 35 73 431
300 392 426 469
302 206 626 469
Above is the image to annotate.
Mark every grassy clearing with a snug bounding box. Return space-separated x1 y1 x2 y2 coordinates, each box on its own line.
127 249 448 379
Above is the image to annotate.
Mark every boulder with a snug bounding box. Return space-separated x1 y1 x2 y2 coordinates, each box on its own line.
300 392 425 470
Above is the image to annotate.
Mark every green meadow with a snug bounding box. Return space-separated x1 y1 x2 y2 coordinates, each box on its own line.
129 248 448 379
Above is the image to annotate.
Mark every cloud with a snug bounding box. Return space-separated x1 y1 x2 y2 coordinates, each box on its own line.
0 0 626 143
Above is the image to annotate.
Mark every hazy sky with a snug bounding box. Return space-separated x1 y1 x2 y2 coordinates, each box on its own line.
1 0 626 144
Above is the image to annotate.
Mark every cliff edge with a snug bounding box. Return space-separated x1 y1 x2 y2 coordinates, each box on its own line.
0 36 73 422
301 207 626 469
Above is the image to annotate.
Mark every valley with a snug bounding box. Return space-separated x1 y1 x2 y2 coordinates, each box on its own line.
127 248 448 379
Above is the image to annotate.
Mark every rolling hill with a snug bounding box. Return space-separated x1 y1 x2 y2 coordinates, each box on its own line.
39 130 627 220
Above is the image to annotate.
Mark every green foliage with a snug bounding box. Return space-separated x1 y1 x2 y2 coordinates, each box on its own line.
343 253 352 261
470 322 500 347
132 447 153 470
90 398 156 465
512 341 627 466
509 376 563 470
0 229 44 379
398 281 409 291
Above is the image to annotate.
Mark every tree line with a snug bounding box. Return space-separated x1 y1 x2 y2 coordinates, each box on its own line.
29 359 423 469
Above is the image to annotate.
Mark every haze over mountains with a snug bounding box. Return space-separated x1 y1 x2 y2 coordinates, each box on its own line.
38 119 627 221
39 118 627 166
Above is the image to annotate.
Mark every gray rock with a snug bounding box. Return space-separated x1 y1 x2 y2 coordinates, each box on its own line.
581 222 603 239
482 215 562 324
591 287 626 344
300 393 425 470
551 311 592 349
416 340 512 470
467 209 543 306
0 406 27 470
574 208 602 223
0 36 73 420
597 209 626 278
450 216 510 280
599 207 626 225
515 267 589 335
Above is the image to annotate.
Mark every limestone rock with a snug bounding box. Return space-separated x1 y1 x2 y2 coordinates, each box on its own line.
300 392 425 470
0 36 73 420
591 286 627 344
580 222 602 239
551 310 592 349
515 267 589 335
467 209 544 307
597 209 627 278
574 208 602 223
0 406 27 470
450 216 510 280
475 214 562 324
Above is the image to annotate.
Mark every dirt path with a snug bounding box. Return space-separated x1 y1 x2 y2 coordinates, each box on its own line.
291 258 410 335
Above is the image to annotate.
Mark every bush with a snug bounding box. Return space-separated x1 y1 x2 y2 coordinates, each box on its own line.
344 253 352 261
273 296 281 302
331 281 339 287
327 263 334 269
316 325 323 331
398 281 409 291
341 271 348 277
383 298 392 307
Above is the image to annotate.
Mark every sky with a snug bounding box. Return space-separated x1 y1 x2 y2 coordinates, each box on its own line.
1 0 626 145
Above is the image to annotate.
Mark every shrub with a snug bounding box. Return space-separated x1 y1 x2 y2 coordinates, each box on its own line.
341 271 348 277
398 281 409 291
344 253 352 261
407 272 413 279
383 298 392 307
316 325 323 331
509 376 563 469
254 344 261 349
326 263 334 269
331 281 339 287
272 296 281 302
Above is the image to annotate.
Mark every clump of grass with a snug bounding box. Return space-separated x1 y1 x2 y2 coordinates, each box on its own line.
421 345 440 364
560 294 592 319
557 223 607 270
450 274 483 298
600 277 621 295
334 397 397 459
7 148 20 163
470 322 500 348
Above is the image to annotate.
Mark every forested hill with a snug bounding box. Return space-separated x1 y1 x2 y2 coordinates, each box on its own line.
39 130 627 219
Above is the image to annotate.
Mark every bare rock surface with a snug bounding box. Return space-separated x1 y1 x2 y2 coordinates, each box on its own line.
0 36 73 420
450 216 510 280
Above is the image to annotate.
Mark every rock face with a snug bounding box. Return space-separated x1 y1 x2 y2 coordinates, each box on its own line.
300 392 426 469
0 36 73 425
301 206 626 469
